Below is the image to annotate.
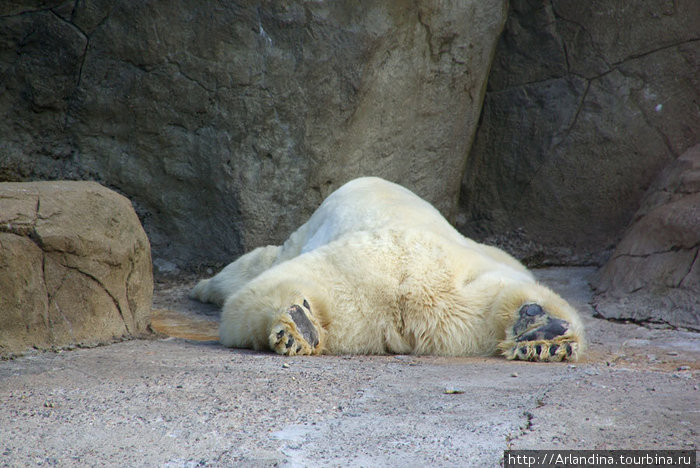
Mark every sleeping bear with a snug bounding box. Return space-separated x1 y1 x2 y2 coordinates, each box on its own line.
190 177 584 362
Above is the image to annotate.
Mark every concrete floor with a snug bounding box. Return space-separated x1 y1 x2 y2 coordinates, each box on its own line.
1 267 698 467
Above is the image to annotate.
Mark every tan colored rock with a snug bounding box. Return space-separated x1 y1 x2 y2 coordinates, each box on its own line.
592 144 700 330
0 181 153 356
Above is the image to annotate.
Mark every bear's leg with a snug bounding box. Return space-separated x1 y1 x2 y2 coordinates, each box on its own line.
500 304 580 362
190 245 282 306
268 300 322 356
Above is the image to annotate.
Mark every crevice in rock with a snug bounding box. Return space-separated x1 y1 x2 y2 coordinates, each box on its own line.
550 0 572 75
73 30 89 94
505 76 589 218
44 254 71 348
610 38 700 68
0 221 30 236
505 411 535 448
628 81 679 159
550 2 612 72
560 31 571 73
40 247 51 339
0 6 59 18
48 5 86 38
570 37 699 87
523 411 534 431
34 8 90 135
485 75 574 95
504 390 549 449
35 193 40 218
124 255 138 326
611 242 700 261
416 6 436 62
52 257 133 335
120 57 158 75
590 312 700 333
17 196 48 252
678 247 699 288
170 61 216 93
52 301 76 344
66 0 78 22
89 3 116 34
552 78 590 153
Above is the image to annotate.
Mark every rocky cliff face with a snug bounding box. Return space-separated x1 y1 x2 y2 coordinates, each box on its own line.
459 0 700 265
2 0 699 277
591 144 700 330
1 0 507 269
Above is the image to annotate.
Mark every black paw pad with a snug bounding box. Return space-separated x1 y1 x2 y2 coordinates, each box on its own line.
515 317 570 342
513 303 547 337
289 304 320 348
520 303 544 318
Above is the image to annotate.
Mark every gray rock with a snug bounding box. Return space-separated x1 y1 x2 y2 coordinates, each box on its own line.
460 0 700 265
591 144 700 330
4 0 697 274
0 181 153 357
0 0 507 269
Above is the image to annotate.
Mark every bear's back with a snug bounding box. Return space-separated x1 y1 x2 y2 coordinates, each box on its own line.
284 177 529 277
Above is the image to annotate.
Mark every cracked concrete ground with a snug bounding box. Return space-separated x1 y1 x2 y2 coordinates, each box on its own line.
1 267 698 467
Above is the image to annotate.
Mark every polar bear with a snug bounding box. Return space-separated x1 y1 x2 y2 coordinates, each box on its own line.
190 177 584 361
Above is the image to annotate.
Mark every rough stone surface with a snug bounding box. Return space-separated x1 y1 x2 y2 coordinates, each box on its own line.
1 268 698 466
592 144 700 330
0 181 153 357
459 0 700 265
0 0 507 269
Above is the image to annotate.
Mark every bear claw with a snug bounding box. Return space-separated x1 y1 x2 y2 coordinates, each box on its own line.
506 340 579 362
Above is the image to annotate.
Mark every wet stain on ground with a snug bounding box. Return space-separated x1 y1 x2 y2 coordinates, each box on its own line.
151 308 219 341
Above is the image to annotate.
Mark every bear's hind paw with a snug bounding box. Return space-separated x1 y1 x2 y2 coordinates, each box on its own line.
269 303 320 356
501 303 580 362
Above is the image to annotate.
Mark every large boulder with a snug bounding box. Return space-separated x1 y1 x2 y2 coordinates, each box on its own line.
0 0 507 269
591 144 700 330
0 181 153 357
459 0 700 265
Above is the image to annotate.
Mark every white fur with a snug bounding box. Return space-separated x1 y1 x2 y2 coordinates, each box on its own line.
191 177 584 358
190 177 530 305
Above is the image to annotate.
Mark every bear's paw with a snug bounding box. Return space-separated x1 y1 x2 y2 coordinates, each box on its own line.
269 302 321 356
501 303 580 362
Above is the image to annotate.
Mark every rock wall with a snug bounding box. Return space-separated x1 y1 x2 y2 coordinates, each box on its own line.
2 1 698 272
0 0 507 269
591 144 700 330
0 182 153 357
459 0 700 265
